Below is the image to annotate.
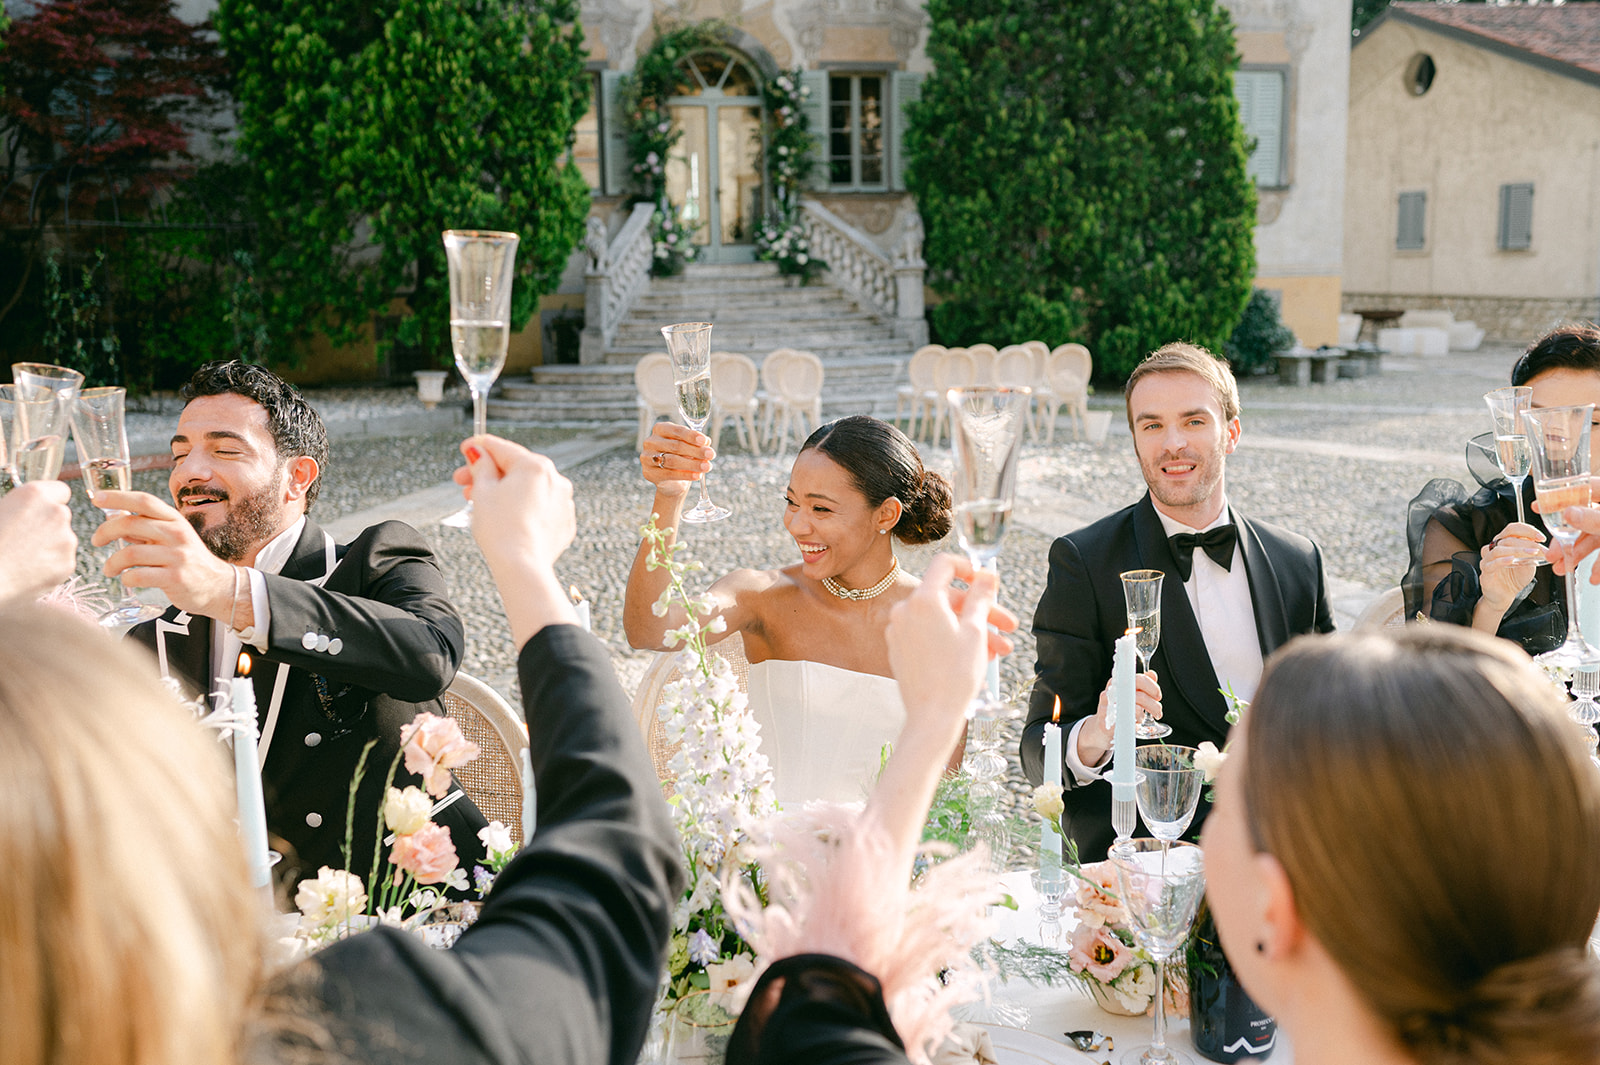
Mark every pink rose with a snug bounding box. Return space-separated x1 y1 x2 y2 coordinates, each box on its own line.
401 712 481 797
1068 923 1134 983
1073 861 1128 929
390 822 459 885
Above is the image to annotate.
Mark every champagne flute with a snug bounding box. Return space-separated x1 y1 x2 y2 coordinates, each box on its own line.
0 385 19 491
1524 404 1600 669
662 322 730 523
1134 745 1203 848
1485 386 1534 526
1121 569 1171 739
9 363 82 483
69 387 165 627
947 386 1030 868
1109 839 1206 1065
440 230 518 529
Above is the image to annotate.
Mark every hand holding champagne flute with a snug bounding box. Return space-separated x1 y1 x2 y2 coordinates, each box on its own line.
1525 403 1600 668
661 322 729 524
72 387 165 627
1121 568 1171 739
1485 386 1534 525
440 230 518 529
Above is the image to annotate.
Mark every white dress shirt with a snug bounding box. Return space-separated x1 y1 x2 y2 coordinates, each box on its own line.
1065 501 1263 784
208 516 306 700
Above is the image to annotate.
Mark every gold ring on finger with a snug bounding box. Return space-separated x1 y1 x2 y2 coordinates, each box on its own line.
654 452 666 469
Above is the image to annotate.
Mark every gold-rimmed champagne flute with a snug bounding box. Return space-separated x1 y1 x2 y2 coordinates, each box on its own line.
0 385 19 491
1121 568 1171 739
1484 386 1533 525
440 229 518 529
70 387 165 627
1524 404 1600 669
662 321 730 523
9 363 82 483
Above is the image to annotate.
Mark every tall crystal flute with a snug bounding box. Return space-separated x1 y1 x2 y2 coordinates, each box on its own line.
70 387 165 627
9 363 82 483
947 386 1029 865
662 322 730 523
1120 568 1170 739
1485 386 1534 526
1110 839 1206 1065
439 230 518 530
0 385 20 491
1134 745 1203 852
1524 404 1600 669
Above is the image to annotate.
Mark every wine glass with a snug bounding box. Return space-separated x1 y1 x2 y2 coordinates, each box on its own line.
661 322 730 523
947 385 1030 866
1121 569 1171 739
1134 745 1203 847
1524 404 1600 669
1109 839 1206 1065
69 387 165 627
1485 386 1534 526
439 230 518 529
0 385 19 492
8 363 82 483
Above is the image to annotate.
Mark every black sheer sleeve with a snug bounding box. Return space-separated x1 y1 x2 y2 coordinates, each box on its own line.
1402 476 1564 655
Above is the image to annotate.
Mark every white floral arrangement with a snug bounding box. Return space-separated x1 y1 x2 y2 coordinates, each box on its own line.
642 515 777 1013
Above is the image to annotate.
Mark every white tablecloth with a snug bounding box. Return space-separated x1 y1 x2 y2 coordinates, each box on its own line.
985 871 1295 1064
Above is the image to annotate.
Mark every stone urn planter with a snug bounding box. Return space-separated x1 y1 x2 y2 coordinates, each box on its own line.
414 370 449 410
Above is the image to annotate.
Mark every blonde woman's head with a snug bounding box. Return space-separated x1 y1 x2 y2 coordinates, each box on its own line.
0 604 261 1065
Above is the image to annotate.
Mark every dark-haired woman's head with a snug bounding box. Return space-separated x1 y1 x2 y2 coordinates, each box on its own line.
1203 626 1600 1065
1511 325 1600 471
797 416 952 545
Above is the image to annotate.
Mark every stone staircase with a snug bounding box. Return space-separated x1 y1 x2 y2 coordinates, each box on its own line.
487 262 913 426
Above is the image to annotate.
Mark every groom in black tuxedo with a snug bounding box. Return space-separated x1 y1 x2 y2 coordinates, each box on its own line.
1021 343 1333 860
96 361 486 887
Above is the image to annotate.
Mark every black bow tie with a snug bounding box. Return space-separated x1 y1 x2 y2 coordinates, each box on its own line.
1168 524 1238 581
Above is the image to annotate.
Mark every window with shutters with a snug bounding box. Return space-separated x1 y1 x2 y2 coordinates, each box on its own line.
1234 68 1287 188
1396 190 1427 251
570 72 603 192
1499 183 1534 251
828 73 888 191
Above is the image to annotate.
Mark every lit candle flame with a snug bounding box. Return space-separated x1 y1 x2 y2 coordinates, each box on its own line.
568 584 583 604
237 652 252 678
1125 625 1142 637
1051 695 1061 724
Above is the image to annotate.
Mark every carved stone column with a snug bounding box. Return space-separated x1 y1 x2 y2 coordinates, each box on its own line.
892 212 928 347
579 216 609 365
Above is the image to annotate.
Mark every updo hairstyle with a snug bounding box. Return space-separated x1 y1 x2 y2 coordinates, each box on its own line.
1244 626 1600 1065
799 415 952 545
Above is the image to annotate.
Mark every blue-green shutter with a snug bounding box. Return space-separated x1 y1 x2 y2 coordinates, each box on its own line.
1499 183 1534 250
601 70 631 197
1396 190 1426 251
801 70 830 191
1234 69 1285 188
889 70 925 192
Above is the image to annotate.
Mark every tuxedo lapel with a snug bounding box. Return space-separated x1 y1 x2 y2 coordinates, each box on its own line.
1237 514 1291 656
1130 496 1222 717
150 608 214 701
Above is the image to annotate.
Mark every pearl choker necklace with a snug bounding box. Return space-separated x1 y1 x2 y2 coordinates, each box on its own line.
821 557 900 601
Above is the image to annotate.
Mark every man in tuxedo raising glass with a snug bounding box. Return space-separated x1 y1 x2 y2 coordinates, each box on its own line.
93 361 486 887
1021 343 1334 860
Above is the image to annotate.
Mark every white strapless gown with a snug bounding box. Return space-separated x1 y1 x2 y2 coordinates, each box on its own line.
746 659 906 806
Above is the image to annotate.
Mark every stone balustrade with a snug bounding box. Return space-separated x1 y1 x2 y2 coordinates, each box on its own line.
580 201 656 364
801 200 928 347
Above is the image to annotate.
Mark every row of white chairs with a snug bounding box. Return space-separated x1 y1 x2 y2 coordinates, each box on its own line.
634 348 826 456
896 341 1093 445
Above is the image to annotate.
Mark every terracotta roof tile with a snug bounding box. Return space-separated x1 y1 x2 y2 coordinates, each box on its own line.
1391 2 1600 78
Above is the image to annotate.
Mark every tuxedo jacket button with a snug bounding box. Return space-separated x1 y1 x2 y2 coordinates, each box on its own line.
315 634 330 653
304 732 322 747
328 637 343 655
305 812 323 828
302 631 319 650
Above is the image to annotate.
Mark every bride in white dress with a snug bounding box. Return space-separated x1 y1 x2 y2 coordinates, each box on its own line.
625 415 970 805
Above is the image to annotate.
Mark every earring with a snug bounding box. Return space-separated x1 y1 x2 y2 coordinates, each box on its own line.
1255 941 1266 954
879 529 888 535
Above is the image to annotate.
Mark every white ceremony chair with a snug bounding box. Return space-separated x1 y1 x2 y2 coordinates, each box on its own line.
1041 344 1092 444
632 633 751 794
995 345 1041 440
1020 340 1054 439
634 352 678 450
1354 587 1408 632
925 346 978 445
768 350 825 456
967 343 998 387
709 352 761 453
442 671 529 843
895 344 945 438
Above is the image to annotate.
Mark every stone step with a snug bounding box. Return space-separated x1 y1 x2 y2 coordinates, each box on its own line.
486 389 904 426
516 354 904 393
613 324 896 348
603 338 909 361
627 296 873 317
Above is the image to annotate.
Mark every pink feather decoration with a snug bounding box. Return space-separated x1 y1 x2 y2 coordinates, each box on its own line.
722 804 1003 1065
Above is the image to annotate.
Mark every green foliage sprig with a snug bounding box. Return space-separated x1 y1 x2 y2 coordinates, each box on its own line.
905 0 1258 380
761 69 815 217
620 20 728 205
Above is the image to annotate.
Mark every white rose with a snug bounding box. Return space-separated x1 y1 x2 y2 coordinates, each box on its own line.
478 820 515 857
1194 741 1228 783
295 866 368 929
707 952 757 1010
384 785 433 836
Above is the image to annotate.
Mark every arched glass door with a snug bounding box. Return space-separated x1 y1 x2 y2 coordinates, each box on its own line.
666 50 766 263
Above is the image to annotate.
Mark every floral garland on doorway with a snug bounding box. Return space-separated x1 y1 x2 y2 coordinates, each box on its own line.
755 70 825 282
620 21 727 276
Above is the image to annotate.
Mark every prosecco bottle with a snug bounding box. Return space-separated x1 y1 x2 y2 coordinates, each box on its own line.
1188 897 1277 1062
